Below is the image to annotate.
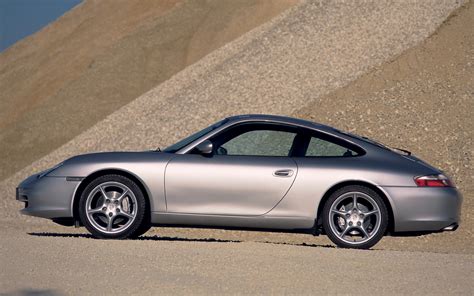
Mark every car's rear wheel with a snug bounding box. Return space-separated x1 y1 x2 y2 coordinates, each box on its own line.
79 175 147 239
322 185 388 249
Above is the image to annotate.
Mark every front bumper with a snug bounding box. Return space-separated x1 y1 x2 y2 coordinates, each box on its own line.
381 186 462 232
17 175 81 219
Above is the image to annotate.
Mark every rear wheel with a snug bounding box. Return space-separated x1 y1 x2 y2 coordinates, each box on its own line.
79 175 148 239
322 185 388 249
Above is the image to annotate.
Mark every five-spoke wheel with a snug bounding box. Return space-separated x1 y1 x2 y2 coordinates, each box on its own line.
79 175 149 239
85 181 137 234
323 185 388 249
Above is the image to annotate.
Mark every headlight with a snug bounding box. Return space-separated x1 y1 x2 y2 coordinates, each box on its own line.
37 162 64 179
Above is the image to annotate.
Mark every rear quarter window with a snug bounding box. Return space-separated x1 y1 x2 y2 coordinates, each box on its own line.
304 134 363 157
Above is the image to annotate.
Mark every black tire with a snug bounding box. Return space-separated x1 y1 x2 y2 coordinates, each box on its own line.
130 223 152 238
79 174 148 239
322 185 388 249
129 210 152 238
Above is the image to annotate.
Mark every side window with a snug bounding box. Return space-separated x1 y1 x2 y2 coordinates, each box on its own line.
219 129 296 157
306 136 358 157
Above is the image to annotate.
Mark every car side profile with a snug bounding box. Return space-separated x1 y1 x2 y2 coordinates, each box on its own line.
16 114 462 249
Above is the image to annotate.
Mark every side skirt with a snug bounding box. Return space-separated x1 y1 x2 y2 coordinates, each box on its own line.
151 212 315 232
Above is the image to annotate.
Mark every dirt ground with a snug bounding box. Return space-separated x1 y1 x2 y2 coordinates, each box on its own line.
1 227 472 295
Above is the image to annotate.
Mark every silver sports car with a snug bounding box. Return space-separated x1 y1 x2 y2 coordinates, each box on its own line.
16 114 462 249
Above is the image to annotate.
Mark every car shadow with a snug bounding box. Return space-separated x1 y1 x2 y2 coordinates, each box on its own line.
28 232 241 243
28 232 335 249
264 241 335 249
7 289 63 296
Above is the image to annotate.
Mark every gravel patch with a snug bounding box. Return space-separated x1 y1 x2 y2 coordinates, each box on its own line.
1 230 473 295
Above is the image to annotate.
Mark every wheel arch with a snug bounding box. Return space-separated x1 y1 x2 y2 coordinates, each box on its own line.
72 169 152 222
316 180 395 233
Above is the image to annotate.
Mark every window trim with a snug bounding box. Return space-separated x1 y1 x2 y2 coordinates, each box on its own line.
191 122 301 157
179 119 366 158
296 130 366 158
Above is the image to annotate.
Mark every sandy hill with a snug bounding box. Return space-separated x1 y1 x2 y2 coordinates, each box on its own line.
0 0 296 180
1 0 471 253
296 2 473 253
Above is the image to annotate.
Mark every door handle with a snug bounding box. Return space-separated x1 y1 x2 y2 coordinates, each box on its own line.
273 169 294 177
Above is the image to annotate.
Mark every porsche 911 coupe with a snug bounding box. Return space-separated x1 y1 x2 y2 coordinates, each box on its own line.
16 114 462 249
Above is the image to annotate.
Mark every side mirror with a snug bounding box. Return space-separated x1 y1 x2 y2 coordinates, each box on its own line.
195 140 213 156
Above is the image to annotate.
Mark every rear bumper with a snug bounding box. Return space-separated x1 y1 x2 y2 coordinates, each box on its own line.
381 186 462 232
17 175 80 219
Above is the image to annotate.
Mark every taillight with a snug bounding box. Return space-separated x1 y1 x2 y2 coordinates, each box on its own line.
414 174 454 187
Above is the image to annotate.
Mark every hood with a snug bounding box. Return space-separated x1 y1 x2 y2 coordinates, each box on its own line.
48 151 174 177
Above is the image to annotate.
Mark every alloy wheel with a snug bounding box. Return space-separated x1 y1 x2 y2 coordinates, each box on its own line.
85 181 138 234
328 191 382 245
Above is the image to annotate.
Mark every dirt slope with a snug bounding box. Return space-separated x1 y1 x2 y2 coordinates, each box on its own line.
0 0 296 181
2 235 472 294
296 3 473 191
295 1 473 253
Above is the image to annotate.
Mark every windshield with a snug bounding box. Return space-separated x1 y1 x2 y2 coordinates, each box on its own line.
163 118 229 153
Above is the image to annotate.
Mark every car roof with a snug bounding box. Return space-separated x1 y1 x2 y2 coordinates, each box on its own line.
225 114 336 133
222 114 396 157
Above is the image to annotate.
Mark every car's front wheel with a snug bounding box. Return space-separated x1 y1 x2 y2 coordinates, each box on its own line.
79 174 148 239
322 185 388 249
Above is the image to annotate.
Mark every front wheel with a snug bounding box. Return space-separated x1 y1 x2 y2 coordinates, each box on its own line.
79 174 148 239
322 185 388 249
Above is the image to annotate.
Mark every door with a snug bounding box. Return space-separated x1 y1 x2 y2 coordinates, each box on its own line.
165 124 299 215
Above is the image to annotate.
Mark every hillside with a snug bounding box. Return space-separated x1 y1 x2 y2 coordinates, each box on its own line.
0 0 296 180
296 1 473 253
0 0 470 254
